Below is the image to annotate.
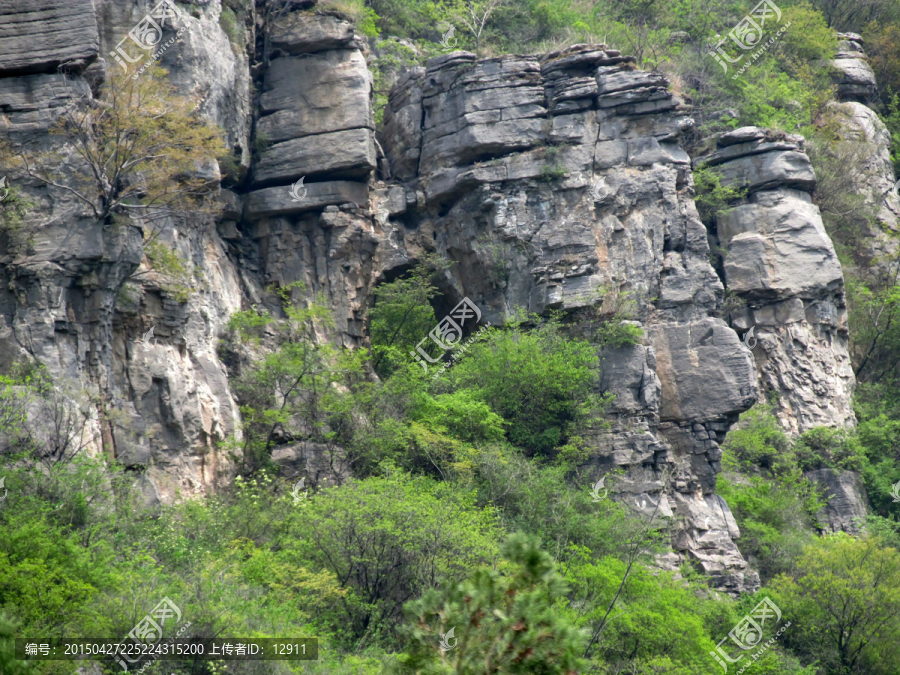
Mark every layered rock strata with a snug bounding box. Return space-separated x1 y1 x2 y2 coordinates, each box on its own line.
381 45 762 593
696 127 855 436
0 0 251 503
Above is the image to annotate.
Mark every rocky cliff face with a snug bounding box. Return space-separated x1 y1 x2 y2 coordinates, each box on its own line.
696 127 855 436
0 1 866 592
0 0 251 502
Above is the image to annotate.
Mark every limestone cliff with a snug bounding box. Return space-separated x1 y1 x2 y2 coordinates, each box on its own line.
0 0 866 593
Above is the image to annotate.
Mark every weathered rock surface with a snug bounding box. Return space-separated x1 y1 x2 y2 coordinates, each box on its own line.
257 49 373 142
253 128 376 185
245 181 369 218
0 5 870 593
269 11 365 55
248 9 376 240
805 468 868 534
824 102 900 267
0 0 99 75
381 43 761 593
0 0 253 500
830 32 876 102
697 128 855 435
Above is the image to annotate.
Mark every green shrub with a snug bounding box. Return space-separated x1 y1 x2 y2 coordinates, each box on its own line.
368 258 449 379
446 315 606 455
692 165 746 225
769 534 900 675
294 471 502 646
721 405 794 474
395 533 585 675
716 472 820 583
794 426 865 472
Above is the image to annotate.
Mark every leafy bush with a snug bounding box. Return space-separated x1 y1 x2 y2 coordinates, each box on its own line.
1 67 225 223
794 426 865 472
769 534 900 675
716 472 820 583
692 165 746 225
294 471 502 646
368 260 448 379
470 446 641 563
721 406 794 474
446 315 606 455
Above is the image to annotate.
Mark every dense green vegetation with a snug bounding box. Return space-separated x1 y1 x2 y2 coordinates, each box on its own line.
3 265 899 675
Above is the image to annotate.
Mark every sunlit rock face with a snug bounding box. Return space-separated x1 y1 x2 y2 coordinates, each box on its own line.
696 127 855 437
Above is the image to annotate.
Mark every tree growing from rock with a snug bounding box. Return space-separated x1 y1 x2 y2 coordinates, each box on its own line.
1 67 225 299
5 66 224 224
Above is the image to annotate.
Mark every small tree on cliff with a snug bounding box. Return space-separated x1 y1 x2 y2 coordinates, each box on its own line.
4 66 225 224
1 66 226 301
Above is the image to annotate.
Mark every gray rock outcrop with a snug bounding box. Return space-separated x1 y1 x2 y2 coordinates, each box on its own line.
805 468 868 534
247 12 374 207
0 0 252 500
380 44 761 593
830 32 877 102
696 128 856 436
